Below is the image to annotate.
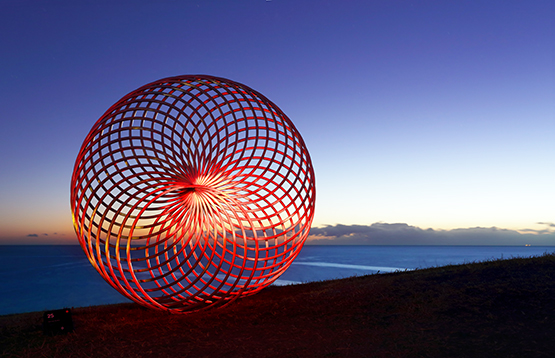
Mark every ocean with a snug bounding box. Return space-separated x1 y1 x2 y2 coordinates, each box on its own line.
1 245 553 316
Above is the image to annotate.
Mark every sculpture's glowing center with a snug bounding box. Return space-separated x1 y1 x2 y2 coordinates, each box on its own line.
71 75 315 313
180 186 217 209
178 174 231 209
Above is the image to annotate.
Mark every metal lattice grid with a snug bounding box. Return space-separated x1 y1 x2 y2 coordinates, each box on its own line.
71 75 316 312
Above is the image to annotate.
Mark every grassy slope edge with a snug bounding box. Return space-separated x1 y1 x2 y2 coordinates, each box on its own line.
2 254 555 358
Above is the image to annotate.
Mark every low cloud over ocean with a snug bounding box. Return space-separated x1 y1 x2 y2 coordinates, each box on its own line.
307 223 555 246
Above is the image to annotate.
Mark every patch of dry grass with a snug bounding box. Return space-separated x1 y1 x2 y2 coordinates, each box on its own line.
2 254 555 357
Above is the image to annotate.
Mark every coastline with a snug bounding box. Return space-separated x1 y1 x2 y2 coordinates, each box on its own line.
3 254 555 357
2 245 554 316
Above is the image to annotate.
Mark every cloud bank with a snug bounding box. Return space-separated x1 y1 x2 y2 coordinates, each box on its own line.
1 233 71 244
6 225 555 246
307 223 555 246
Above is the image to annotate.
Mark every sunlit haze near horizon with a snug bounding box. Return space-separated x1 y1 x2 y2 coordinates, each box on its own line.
0 1 553 245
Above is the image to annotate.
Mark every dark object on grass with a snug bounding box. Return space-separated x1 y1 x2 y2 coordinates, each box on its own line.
43 308 73 336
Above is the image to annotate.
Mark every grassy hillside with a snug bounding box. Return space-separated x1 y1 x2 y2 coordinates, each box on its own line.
2 254 555 357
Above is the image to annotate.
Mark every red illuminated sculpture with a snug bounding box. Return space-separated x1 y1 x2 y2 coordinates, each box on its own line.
71 75 315 312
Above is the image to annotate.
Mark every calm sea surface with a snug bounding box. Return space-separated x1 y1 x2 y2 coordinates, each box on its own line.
1 245 553 316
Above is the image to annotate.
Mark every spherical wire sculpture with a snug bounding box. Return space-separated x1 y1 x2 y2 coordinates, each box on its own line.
70 75 316 312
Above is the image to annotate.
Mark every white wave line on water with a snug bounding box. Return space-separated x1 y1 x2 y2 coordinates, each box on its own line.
291 261 411 272
272 279 301 286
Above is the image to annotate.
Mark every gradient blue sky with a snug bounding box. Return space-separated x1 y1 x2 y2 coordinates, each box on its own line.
0 0 553 244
